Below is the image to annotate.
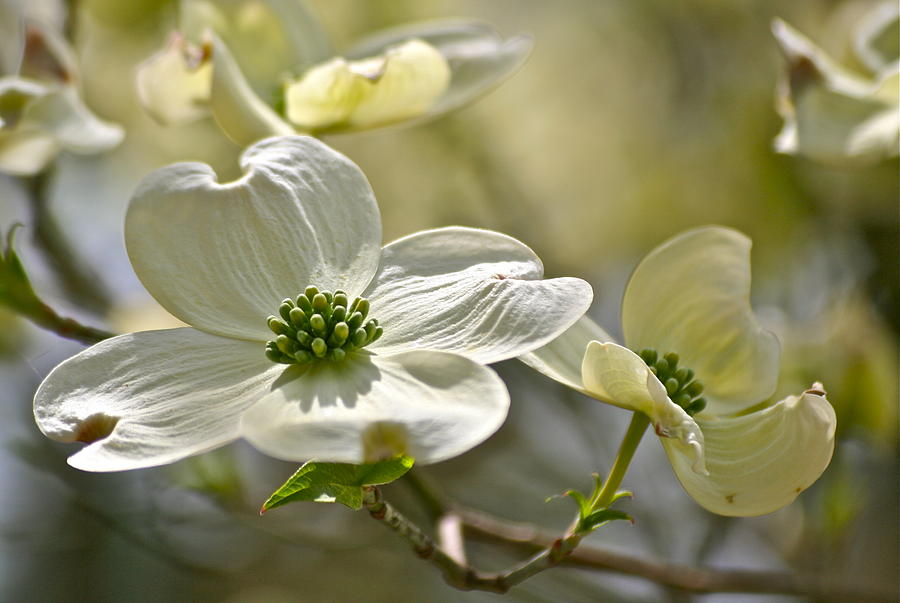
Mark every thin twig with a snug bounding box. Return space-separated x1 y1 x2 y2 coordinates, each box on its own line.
458 507 892 602
19 296 115 344
362 486 581 593
399 471 892 601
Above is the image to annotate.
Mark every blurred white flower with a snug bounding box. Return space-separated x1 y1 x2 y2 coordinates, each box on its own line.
33 135 592 472
136 0 532 144
0 5 123 175
772 4 899 165
521 227 836 516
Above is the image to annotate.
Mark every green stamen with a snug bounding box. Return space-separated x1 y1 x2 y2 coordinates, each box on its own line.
637 348 707 416
265 288 382 365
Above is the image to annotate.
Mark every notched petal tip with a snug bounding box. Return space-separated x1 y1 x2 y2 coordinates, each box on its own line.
804 381 826 397
663 383 835 516
36 408 120 445
72 412 120 444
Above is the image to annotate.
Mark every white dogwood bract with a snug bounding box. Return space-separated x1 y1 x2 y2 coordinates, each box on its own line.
522 227 836 516
33 135 593 472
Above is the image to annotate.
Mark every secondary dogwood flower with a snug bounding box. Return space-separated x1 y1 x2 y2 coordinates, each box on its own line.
33 135 592 472
772 4 899 165
521 226 836 516
136 0 531 144
0 11 123 175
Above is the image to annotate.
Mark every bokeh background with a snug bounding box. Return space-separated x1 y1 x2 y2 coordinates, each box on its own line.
1 0 897 601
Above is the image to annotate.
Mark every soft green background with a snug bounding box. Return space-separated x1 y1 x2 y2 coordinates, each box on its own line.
1 0 897 601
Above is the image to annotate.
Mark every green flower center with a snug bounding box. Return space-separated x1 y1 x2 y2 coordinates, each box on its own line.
637 349 707 416
265 286 382 364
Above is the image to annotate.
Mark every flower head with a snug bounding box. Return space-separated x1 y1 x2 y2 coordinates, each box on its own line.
33 135 592 472
772 5 899 165
136 0 532 144
522 226 836 516
0 10 123 175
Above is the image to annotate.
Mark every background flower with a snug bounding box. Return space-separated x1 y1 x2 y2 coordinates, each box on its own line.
0 4 122 175
522 226 836 516
773 3 899 165
136 0 532 144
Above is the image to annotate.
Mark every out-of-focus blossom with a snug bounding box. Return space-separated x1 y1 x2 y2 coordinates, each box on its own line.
0 3 123 175
33 136 592 472
772 4 899 165
136 0 532 144
522 227 836 516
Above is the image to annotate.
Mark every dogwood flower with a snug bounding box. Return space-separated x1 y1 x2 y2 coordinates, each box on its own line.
521 226 836 516
33 135 592 472
136 0 531 144
0 9 123 175
772 4 899 165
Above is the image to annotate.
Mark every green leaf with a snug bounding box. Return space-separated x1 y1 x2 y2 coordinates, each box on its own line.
610 490 633 504
0 223 40 310
562 489 590 516
260 455 414 513
579 508 633 532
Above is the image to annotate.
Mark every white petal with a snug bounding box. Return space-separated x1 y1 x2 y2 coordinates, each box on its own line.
349 38 450 128
0 124 59 175
33 328 281 472
208 34 295 145
0 76 122 157
622 226 780 414
181 0 332 98
581 341 706 472
285 38 451 133
26 87 124 153
518 315 613 393
345 19 532 124
772 19 899 164
661 385 836 516
284 57 364 130
135 33 213 125
364 226 592 364
241 350 509 465
126 135 382 341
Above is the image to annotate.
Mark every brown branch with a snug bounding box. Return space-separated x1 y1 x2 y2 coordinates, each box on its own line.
22 298 115 344
458 507 892 602
398 470 891 601
362 486 581 593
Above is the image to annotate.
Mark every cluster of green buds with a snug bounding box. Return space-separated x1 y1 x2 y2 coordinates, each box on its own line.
265 286 383 364
638 349 707 416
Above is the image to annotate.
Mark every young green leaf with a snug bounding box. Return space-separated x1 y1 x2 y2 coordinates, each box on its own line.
579 508 633 533
0 223 39 310
261 455 414 513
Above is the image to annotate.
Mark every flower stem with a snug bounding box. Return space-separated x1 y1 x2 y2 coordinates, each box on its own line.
588 411 650 512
